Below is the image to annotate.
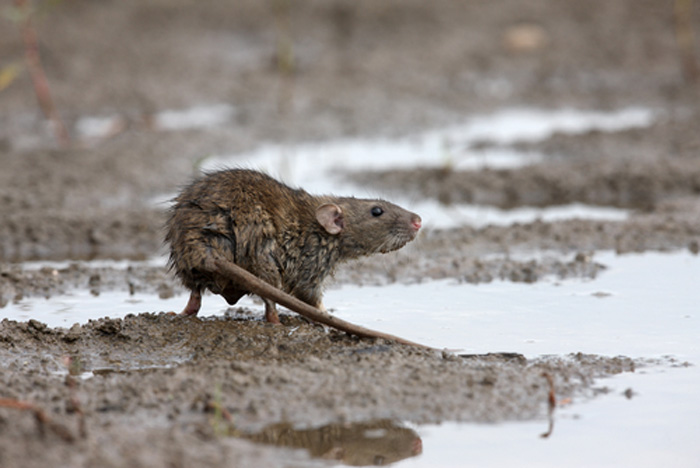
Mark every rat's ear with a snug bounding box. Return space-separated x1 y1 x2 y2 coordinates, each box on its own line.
316 204 345 235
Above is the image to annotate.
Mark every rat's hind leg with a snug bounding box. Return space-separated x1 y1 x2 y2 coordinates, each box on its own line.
262 298 281 324
201 247 283 324
181 289 202 316
249 253 283 324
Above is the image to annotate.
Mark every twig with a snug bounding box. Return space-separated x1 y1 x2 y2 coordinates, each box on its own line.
540 372 556 439
64 356 87 438
207 257 434 350
15 0 70 146
0 397 75 442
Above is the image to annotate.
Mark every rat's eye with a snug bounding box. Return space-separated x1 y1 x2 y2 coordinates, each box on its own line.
371 206 384 217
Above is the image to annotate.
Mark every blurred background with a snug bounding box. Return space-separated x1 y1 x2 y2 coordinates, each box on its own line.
0 0 698 262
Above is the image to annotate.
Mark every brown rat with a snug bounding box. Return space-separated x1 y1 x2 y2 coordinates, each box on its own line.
165 168 421 323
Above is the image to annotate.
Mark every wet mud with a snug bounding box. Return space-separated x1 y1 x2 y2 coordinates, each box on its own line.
1 0 699 466
0 315 639 467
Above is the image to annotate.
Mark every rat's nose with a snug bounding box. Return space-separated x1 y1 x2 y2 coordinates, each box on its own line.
411 215 422 231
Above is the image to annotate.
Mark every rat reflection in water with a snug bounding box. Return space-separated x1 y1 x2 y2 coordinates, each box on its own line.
245 419 422 466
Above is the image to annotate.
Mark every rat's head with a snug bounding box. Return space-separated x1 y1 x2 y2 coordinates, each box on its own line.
315 197 421 258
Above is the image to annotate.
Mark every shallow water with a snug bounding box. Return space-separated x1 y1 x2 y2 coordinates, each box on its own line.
330 251 699 359
3 250 698 467
202 106 656 178
404 366 699 468
400 202 628 229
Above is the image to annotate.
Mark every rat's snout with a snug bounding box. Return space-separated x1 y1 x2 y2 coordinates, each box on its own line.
410 214 422 232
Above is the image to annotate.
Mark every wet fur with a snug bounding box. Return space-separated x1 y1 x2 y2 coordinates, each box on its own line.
165 169 420 313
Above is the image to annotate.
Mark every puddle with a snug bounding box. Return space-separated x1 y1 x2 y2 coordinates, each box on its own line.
240 420 422 466
17 256 167 272
404 201 628 229
202 107 656 178
152 103 236 131
328 251 699 359
1 290 185 328
187 107 652 228
75 115 126 141
75 103 236 140
405 366 699 468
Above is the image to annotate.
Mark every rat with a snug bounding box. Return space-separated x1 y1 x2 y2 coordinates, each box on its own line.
165 168 422 324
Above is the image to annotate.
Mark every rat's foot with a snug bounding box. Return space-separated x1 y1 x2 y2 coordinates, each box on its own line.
180 290 202 316
263 298 281 324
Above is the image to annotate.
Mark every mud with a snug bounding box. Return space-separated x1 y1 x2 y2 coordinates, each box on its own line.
0 315 639 467
1 0 699 466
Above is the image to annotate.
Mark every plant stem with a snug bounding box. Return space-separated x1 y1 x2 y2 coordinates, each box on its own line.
15 0 70 146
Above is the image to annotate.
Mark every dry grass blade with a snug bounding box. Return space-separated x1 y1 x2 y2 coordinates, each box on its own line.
14 0 70 147
540 372 557 439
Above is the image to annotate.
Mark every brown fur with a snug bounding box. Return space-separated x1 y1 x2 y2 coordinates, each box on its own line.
165 169 421 321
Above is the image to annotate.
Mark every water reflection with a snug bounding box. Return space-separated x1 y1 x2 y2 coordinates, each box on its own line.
245 419 422 466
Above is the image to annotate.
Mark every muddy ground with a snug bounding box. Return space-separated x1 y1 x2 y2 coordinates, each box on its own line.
1 0 699 466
